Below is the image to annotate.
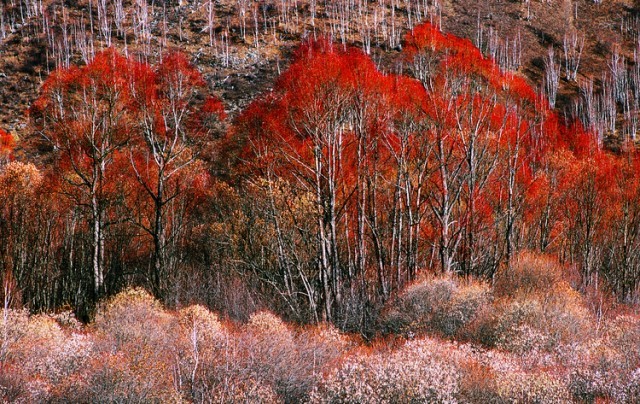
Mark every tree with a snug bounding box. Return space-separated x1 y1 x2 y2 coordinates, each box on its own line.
252 40 357 321
128 52 225 296
0 162 41 308
563 29 584 82
31 49 139 298
237 39 397 322
544 46 560 109
30 49 224 301
402 22 523 275
559 152 613 291
386 76 436 285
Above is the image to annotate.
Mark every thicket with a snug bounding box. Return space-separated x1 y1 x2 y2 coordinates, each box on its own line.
1 263 639 403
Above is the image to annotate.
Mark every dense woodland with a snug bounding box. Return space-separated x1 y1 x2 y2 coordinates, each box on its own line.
4 0 640 401
3 20 640 326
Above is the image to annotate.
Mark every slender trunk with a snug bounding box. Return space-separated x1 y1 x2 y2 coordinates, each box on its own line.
315 144 332 322
329 189 341 305
154 176 165 296
506 163 515 265
91 192 103 297
328 129 341 307
357 135 366 284
369 182 388 299
438 137 453 273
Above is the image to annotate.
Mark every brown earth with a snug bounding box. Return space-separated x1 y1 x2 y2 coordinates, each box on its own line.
1 0 639 147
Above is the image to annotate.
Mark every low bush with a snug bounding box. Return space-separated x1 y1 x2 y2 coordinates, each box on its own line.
5 272 640 403
311 338 460 403
92 288 177 401
465 253 594 358
493 252 565 298
381 275 491 339
603 315 640 369
496 371 571 403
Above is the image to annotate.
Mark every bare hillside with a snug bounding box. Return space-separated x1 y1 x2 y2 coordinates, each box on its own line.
2 0 640 142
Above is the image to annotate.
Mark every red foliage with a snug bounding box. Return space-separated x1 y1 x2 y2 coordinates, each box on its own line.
203 96 227 120
27 48 227 298
234 20 640 295
403 22 538 105
237 38 393 179
0 128 14 162
16 16 640 324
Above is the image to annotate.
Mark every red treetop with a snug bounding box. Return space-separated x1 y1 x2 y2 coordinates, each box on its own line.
0 128 14 163
403 22 538 105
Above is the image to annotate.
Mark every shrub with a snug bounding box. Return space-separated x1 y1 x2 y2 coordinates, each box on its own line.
472 253 593 357
0 312 94 402
94 287 169 345
241 311 298 398
567 339 626 402
492 298 548 353
623 368 640 403
174 304 227 401
494 252 565 298
52 352 181 403
381 275 491 339
543 286 593 345
604 315 640 370
297 323 351 369
279 324 352 402
483 293 592 362
0 308 29 362
311 338 460 403
496 371 571 403
177 304 225 348
565 319 640 403
208 378 279 403
167 309 292 402
568 369 611 403
243 311 296 370
0 364 27 402
92 288 177 401
21 315 92 379
457 359 502 403
20 315 66 374
247 310 293 335
50 309 83 331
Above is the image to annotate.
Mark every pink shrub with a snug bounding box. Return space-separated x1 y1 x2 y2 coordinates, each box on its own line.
312 338 460 403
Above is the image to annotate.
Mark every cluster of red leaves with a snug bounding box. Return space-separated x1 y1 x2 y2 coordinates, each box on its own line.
403 22 538 104
0 128 14 161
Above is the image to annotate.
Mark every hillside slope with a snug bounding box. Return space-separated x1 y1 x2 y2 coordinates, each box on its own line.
1 0 640 141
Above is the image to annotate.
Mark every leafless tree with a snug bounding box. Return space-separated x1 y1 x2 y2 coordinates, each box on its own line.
544 46 560 108
563 29 584 81
608 47 628 104
114 0 126 38
96 0 112 47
